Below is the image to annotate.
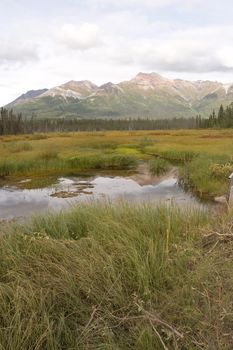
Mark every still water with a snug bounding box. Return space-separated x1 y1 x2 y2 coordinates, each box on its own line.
0 174 212 220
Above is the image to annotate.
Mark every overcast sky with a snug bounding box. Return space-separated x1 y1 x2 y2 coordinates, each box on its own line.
1 0 233 105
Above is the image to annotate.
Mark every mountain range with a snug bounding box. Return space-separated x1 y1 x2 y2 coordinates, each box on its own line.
6 73 233 119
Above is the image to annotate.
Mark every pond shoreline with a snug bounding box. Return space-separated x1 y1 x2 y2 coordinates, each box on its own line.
0 168 214 221
130 162 178 186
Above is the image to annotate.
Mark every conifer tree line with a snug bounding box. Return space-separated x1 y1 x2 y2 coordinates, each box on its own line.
0 102 233 135
0 107 198 135
0 108 23 135
196 102 233 128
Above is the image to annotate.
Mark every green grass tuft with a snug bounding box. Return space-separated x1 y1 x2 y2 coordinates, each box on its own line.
0 202 232 349
149 158 170 175
181 154 231 197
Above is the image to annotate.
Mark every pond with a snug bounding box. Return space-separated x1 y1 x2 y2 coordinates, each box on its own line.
0 172 214 220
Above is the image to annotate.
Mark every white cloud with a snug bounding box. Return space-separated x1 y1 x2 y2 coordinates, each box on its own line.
58 23 101 50
0 40 38 64
86 0 201 8
109 25 233 73
1 0 233 106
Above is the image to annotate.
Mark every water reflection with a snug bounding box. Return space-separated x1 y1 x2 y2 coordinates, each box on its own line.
0 175 211 220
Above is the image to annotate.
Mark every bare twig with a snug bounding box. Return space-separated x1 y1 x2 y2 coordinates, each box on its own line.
141 308 184 339
79 270 124 339
80 306 98 336
149 320 169 350
109 301 184 340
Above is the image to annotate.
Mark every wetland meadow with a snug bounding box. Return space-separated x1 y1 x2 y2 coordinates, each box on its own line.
1 129 233 349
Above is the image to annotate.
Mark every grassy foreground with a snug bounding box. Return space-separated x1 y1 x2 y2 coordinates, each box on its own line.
0 202 233 349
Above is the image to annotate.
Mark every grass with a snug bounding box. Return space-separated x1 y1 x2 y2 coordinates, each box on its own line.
159 150 198 163
0 154 137 178
149 158 170 176
181 154 232 198
68 154 137 170
1 129 233 196
0 202 233 349
39 149 58 160
6 142 33 153
1 129 233 348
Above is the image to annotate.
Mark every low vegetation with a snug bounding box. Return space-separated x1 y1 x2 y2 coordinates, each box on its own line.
0 202 233 349
68 154 137 170
149 158 170 175
1 128 233 348
181 154 232 198
1 129 233 198
0 154 137 179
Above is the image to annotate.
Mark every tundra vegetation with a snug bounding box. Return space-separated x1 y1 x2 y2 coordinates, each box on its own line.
1 129 233 349
1 128 233 197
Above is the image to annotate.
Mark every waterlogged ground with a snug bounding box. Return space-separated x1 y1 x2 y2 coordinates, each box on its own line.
0 130 229 219
0 172 213 220
0 130 232 205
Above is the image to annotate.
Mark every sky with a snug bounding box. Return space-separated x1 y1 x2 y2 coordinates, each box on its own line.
1 0 233 105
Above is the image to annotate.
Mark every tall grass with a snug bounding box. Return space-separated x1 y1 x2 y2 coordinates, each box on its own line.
150 150 198 163
149 158 170 176
0 202 232 349
0 159 65 177
0 154 137 178
181 154 231 197
68 154 137 170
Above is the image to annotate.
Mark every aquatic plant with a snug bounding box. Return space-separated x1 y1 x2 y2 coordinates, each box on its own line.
181 154 230 197
1 129 233 196
158 150 198 163
149 158 170 176
68 154 137 170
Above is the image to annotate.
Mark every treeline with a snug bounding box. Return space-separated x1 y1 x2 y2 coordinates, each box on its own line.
197 102 233 128
1 103 233 135
0 108 23 135
0 107 199 135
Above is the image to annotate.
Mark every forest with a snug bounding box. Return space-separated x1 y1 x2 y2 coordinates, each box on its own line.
197 103 233 128
1 102 233 135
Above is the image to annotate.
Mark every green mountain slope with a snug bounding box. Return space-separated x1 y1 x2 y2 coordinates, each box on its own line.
6 73 233 119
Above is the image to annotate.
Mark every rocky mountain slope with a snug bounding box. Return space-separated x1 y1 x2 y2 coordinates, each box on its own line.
6 73 233 119
9 89 48 106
